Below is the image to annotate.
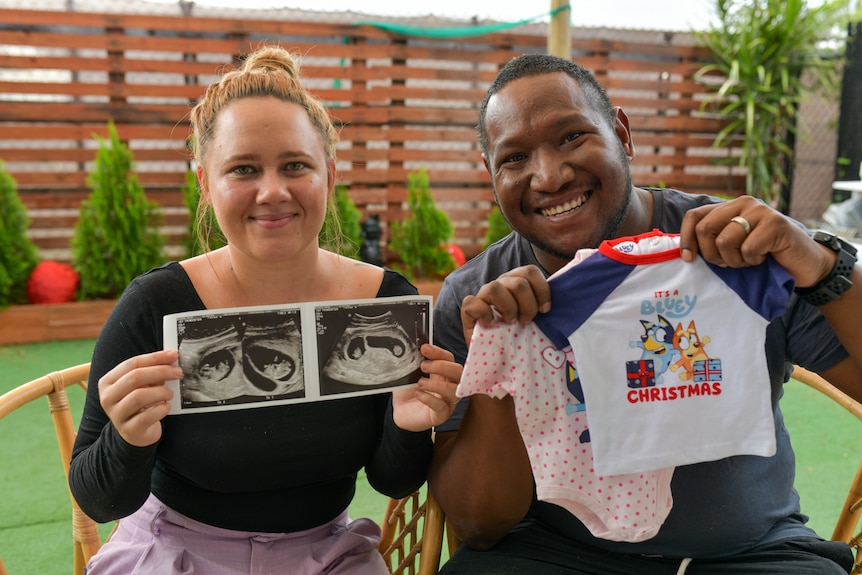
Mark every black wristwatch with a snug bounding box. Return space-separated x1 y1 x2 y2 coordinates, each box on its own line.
794 230 858 306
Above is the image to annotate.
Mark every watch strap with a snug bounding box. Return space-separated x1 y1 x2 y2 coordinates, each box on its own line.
795 231 857 306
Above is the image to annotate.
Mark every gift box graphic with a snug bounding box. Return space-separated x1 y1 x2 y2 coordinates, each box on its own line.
626 359 656 388
692 359 722 382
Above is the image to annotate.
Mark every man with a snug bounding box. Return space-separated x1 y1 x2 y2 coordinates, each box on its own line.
429 54 862 574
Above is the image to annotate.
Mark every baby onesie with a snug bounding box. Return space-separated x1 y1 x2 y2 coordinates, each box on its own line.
457 277 674 543
533 230 795 476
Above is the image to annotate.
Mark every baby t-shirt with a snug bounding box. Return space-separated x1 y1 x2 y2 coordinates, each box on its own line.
533 230 795 476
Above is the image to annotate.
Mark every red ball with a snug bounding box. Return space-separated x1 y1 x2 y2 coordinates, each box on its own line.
26 261 80 304
446 243 467 267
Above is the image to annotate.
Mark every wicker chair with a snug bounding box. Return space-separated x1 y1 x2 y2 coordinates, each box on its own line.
378 488 450 575
792 365 862 575
0 363 102 575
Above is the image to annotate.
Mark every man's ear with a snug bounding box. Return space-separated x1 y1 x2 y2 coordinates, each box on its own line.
613 106 635 161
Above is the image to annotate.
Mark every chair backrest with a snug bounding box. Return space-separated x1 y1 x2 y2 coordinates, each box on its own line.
0 363 101 575
379 488 448 575
792 365 862 575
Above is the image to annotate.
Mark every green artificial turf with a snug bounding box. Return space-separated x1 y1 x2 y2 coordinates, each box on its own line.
0 339 858 573
782 377 860 538
0 339 102 574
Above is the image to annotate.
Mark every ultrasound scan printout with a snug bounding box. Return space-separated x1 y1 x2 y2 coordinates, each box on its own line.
163 296 431 414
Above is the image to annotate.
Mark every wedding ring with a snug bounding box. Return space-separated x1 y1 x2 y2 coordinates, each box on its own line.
730 216 751 235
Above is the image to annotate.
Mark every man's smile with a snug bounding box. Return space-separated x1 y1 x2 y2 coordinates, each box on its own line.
540 192 590 217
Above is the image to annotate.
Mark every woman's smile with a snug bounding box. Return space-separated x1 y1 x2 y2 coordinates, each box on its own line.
250 211 296 229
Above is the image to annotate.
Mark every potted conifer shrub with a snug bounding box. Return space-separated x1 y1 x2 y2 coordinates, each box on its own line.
71 121 165 301
388 168 456 298
0 161 114 345
482 204 512 250
0 161 40 310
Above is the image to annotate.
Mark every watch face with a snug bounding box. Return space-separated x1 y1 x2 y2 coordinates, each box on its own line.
810 230 841 251
810 229 859 256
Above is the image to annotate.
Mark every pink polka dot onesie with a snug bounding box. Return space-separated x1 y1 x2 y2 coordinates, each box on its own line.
456 310 674 543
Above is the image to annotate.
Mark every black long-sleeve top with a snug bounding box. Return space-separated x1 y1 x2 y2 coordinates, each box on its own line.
69 262 433 532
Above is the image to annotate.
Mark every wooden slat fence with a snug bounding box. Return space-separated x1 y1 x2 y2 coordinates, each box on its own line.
0 7 740 264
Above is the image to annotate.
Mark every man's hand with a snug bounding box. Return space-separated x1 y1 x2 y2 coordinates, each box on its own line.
460 265 551 344
679 195 835 289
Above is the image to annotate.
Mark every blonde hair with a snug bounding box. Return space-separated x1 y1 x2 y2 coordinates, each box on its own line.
189 45 340 250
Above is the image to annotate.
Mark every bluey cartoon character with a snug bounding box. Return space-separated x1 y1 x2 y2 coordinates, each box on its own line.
565 361 590 443
670 320 712 381
565 361 584 413
629 314 680 384
543 346 591 444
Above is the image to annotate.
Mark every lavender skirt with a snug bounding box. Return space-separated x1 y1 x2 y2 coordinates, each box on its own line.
85 494 388 575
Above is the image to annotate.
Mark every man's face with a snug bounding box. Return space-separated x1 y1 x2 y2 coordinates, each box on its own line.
483 72 634 273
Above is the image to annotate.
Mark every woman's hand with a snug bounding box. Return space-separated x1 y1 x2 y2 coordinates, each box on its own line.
392 343 462 432
98 349 180 447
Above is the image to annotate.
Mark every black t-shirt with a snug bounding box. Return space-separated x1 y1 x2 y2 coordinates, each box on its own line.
70 262 432 532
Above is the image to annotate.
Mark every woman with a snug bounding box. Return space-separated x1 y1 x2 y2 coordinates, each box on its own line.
69 45 461 574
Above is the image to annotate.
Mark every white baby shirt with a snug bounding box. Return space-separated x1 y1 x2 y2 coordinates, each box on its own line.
533 230 795 476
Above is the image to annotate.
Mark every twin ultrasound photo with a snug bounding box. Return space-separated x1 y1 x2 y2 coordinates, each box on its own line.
174 299 429 409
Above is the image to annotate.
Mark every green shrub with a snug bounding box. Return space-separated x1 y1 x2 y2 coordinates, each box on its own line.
181 167 225 257
71 122 165 300
0 161 40 308
319 184 362 259
389 168 455 281
482 204 512 250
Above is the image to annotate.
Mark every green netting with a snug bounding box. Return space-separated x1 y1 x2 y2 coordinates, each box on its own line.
354 4 570 39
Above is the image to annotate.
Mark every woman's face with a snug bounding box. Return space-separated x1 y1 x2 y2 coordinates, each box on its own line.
198 96 334 263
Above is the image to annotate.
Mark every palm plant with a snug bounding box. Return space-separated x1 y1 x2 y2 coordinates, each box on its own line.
695 0 856 211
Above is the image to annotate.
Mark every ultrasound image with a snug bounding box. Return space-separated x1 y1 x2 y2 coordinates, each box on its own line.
177 310 304 405
321 310 422 386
